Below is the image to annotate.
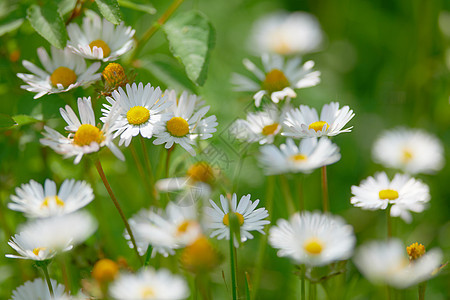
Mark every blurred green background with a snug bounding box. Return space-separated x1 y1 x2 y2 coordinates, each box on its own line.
0 0 449 299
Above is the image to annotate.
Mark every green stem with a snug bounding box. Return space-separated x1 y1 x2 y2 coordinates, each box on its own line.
144 244 152 269
131 141 157 206
140 136 155 187
301 265 306 300
386 207 392 238
308 281 316 300
59 255 70 293
94 159 143 264
418 283 426 300
321 166 329 212
41 263 54 296
229 225 237 300
280 175 296 215
165 145 175 177
297 175 304 211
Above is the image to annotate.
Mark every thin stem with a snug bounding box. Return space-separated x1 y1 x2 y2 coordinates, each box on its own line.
418 283 426 300
301 265 306 300
130 141 157 205
229 226 237 300
144 245 152 269
308 281 316 300
386 207 392 238
140 136 155 187
165 145 175 177
280 175 296 215
59 255 70 293
386 286 391 300
297 175 304 211
321 166 329 212
65 0 84 25
94 159 143 264
41 264 54 296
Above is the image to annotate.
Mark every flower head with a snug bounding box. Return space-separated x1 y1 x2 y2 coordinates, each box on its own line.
11 278 68 300
92 258 119 283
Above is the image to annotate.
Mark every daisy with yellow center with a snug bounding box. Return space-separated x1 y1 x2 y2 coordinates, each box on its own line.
153 90 218 156
204 194 270 245
232 54 321 107
11 279 68 300
67 14 135 61
269 211 355 266
351 172 430 223
41 97 124 164
407 242 426 261
17 46 101 99
102 62 127 86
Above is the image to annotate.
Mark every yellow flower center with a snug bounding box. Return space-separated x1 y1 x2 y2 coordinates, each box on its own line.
89 39 111 57
223 212 244 227
181 235 220 273
50 66 77 88
176 220 197 236
303 238 323 255
186 162 214 183
274 40 292 55
290 154 307 162
141 287 155 298
262 123 279 136
407 242 426 261
32 247 46 256
308 121 329 132
41 196 65 208
261 69 290 94
92 258 119 283
379 189 399 200
126 106 150 125
166 117 190 137
73 124 105 146
102 63 126 85
402 148 413 163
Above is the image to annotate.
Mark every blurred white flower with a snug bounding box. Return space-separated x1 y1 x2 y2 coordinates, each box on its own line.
350 172 430 223
354 239 443 289
250 11 323 55
153 90 218 155
269 211 355 267
9 179 94 218
283 102 354 138
17 46 101 99
372 127 444 174
232 54 320 107
67 14 135 62
109 268 189 300
204 194 270 244
259 137 341 175
11 278 68 300
40 97 124 164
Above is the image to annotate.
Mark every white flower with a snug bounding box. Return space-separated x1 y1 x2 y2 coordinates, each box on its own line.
67 14 135 61
11 278 68 300
250 11 323 55
109 268 189 300
350 172 430 223
8 179 94 218
153 90 218 155
259 138 341 175
354 239 443 289
17 46 101 99
6 211 97 260
232 54 321 107
101 83 173 147
204 194 270 244
127 202 202 257
40 97 124 164
269 211 355 267
372 127 444 174
283 102 354 138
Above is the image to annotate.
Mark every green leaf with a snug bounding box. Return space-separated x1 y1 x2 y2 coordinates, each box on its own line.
0 114 16 129
118 0 156 14
58 0 77 16
12 115 42 126
0 18 23 37
163 10 215 86
95 0 122 25
26 2 67 49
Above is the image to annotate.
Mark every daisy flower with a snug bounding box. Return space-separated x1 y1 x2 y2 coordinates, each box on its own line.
8 179 94 218
250 11 323 55
40 96 124 164
283 102 355 138
258 137 341 175
372 127 444 174
350 172 430 223
152 90 218 155
109 268 189 300
204 194 270 244
17 46 101 99
232 54 321 107
268 211 355 267
10 278 67 300
354 239 443 289
6 211 97 260
127 202 202 257
67 14 135 61
101 83 173 147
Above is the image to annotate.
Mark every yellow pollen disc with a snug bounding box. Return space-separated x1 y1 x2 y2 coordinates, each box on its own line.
50 66 77 88
308 121 329 132
41 196 65 208
303 238 323 255
187 162 214 183
274 40 292 55
402 148 413 163
223 212 244 227
92 258 119 283
89 39 111 57
379 189 399 200
126 106 150 125
407 242 426 261
141 287 155 298
73 124 105 146
262 123 279 136
102 63 126 85
261 69 290 94
166 117 190 137
32 247 46 256
176 220 196 236
290 154 307 162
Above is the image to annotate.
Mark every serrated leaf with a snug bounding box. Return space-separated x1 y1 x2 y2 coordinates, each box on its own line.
0 114 16 129
0 18 23 37
163 10 215 86
95 0 122 24
118 0 156 14
26 3 67 49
